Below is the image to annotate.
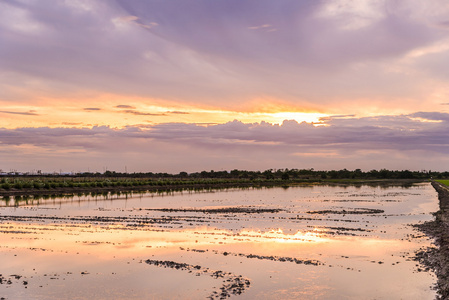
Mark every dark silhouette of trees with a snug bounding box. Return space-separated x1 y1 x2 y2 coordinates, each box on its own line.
0 168 445 181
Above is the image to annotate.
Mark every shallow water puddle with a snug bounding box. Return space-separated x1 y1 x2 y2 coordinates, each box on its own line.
0 183 438 299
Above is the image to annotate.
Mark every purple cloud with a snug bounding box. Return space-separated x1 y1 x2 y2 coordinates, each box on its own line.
1 0 448 111
1 113 449 172
115 105 136 109
167 111 189 115
120 110 166 116
411 112 449 122
0 110 38 116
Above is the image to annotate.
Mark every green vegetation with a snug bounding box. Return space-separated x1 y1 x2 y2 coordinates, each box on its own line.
436 180 449 187
0 168 445 196
100 168 446 180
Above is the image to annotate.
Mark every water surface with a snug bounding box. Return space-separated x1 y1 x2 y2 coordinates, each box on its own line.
0 183 438 299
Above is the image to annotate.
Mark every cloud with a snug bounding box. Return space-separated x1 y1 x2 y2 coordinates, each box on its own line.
248 24 277 32
4 1 449 172
410 112 449 122
114 105 170 116
248 24 273 30
0 110 39 116
1 113 449 172
167 111 189 115
115 105 136 109
1 0 449 114
62 122 83 125
120 110 166 116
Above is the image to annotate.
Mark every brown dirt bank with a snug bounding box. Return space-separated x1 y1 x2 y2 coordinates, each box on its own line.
415 181 449 299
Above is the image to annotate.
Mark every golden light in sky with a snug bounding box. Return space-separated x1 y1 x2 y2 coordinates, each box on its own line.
2 0 449 172
0 96 328 129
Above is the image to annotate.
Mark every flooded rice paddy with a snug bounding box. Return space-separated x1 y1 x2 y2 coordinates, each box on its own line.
0 183 439 299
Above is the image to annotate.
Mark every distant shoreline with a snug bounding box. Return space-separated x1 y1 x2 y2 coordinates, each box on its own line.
0 178 424 197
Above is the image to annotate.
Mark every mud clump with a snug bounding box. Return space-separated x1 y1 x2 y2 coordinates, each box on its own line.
0 273 27 287
145 259 250 299
307 208 384 215
183 248 323 266
143 207 284 214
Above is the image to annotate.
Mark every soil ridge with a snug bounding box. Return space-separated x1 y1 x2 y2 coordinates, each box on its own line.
416 181 449 299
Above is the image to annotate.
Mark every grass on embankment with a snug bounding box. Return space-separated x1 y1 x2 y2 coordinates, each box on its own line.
436 180 449 187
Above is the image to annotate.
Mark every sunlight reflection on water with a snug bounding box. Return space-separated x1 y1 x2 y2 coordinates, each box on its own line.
0 183 439 299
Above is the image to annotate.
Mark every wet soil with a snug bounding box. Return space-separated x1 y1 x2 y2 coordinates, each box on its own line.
141 207 284 214
145 259 250 300
181 248 323 266
306 208 384 214
415 181 449 299
0 274 27 287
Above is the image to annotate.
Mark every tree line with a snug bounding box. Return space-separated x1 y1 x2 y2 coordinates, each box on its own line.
74 168 446 180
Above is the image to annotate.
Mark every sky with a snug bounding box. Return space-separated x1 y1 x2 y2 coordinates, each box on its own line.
1 0 449 173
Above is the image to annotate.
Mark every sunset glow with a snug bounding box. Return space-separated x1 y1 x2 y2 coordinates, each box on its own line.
2 0 449 173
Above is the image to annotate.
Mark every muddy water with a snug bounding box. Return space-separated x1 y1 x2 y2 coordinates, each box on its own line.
0 183 438 299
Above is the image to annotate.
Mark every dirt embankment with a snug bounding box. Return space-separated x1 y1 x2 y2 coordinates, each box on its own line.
416 181 449 299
